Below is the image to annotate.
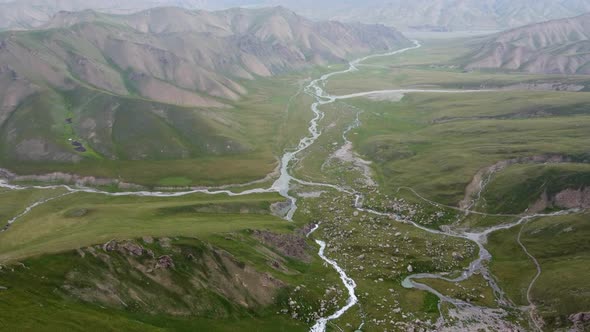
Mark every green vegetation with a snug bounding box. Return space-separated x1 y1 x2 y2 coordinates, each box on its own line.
0 72 316 187
480 163 590 214
0 187 69 228
345 91 590 205
0 236 318 332
488 212 590 329
422 293 441 314
289 191 478 330
2 35 590 332
0 191 289 262
421 275 497 308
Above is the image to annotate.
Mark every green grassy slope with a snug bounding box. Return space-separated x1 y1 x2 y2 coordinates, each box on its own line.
0 191 289 262
346 91 590 205
0 71 315 186
488 212 590 330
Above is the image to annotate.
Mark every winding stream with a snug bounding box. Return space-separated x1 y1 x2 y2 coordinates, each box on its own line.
0 39 580 331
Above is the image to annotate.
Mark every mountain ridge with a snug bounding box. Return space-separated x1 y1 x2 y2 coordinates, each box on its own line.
462 13 590 74
4 0 590 32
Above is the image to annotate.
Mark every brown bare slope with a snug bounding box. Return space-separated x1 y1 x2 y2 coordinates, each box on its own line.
463 13 590 74
1 6 409 106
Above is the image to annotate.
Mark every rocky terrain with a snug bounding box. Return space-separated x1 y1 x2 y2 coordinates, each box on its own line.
71 238 286 313
464 13 590 74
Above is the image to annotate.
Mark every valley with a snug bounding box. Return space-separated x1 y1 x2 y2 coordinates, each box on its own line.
0 7 589 332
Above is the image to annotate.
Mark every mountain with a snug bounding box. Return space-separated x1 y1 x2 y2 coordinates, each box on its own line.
264 0 590 31
462 13 590 74
0 0 209 30
0 6 409 168
0 0 266 31
4 0 590 32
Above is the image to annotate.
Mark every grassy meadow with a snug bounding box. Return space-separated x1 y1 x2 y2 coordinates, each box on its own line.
0 191 290 263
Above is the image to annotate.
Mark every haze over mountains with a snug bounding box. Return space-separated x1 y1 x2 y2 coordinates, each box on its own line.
0 6 409 164
464 13 590 74
3 0 590 31
272 0 590 31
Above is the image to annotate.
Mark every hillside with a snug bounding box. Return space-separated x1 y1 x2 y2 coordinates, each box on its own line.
463 13 590 74
0 6 410 184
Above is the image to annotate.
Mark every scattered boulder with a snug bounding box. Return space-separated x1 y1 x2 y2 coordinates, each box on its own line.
407 264 413 273
65 208 88 218
103 240 145 256
270 200 292 218
252 230 310 262
142 236 154 244
0 286 7 291
155 255 174 269
570 312 590 324
452 251 464 261
119 241 144 256
158 237 172 248
146 249 155 258
270 260 282 270
103 240 117 252
301 223 318 236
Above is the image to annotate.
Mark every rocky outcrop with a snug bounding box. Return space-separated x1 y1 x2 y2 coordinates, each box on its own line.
102 240 144 256
570 312 590 330
155 255 174 269
554 188 590 209
67 237 287 316
252 229 311 262
530 187 590 213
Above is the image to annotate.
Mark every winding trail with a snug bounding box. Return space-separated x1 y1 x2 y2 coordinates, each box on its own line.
517 220 544 331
